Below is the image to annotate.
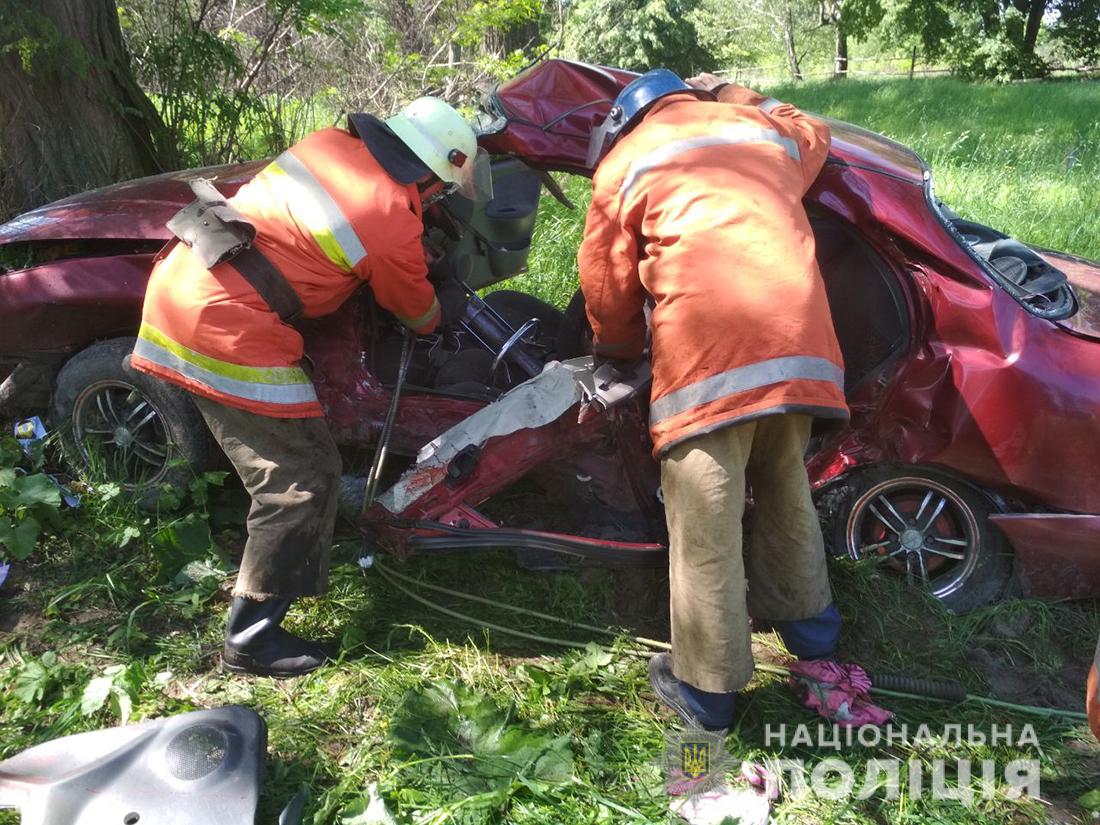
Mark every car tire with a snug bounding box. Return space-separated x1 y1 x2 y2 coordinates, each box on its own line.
824 466 1013 613
50 337 209 499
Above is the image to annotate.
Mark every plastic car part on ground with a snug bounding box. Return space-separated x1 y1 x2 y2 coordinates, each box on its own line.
0 705 303 825
788 660 894 727
671 786 771 825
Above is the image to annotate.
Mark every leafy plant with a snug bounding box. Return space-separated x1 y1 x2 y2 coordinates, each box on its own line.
0 443 63 563
80 662 146 723
11 652 63 705
389 679 574 800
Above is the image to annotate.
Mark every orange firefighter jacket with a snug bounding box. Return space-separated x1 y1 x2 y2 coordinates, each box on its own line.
577 86 848 456
131 127 441 418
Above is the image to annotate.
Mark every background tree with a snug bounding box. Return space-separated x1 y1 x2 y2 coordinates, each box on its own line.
0 0 167 218
564 0 717 76
819 0 884 77
691 0 832 80
1054 0 1100 64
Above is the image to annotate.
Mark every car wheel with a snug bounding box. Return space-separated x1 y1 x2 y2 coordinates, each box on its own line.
50 337 208 498
830 467 1012 613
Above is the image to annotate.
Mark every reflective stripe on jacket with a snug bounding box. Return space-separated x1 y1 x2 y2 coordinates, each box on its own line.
577 87 848 456
131 127 440 418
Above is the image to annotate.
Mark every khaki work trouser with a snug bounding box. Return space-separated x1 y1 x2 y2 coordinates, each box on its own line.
662 414 832 693
193 396 342 600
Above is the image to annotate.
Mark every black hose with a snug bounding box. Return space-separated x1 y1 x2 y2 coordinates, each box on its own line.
869 672 968 703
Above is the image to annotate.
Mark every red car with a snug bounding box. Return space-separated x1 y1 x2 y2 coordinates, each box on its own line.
2 59 1099 612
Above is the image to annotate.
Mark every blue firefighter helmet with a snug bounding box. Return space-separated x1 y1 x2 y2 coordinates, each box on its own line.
585 68 713 168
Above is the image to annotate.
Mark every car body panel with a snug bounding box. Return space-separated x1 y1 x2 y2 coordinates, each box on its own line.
0 161 266 244
990 514 1100 598
0 253 149 354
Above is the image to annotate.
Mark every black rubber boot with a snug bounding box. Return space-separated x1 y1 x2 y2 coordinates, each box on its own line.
648 652 735 732
222 596 331 677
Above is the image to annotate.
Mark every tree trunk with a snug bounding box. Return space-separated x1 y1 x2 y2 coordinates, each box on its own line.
784 1 803 81
833 26 849 78
484 19 540 56
1022 0 1046 55
0 0 167 219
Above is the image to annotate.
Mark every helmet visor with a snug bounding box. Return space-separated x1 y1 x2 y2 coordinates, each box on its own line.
455 147 494 202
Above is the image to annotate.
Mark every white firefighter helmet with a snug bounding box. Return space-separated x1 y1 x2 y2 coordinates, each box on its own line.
386 97 493 201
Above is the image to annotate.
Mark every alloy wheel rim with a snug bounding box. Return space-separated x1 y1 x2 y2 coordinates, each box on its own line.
845 476 981 599
71 380 172 487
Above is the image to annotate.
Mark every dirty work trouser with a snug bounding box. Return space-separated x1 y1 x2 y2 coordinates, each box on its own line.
661 413 833 693
192 396 342 600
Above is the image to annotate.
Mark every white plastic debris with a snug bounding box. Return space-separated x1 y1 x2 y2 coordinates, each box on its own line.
670 785 771 825
357 555 375 570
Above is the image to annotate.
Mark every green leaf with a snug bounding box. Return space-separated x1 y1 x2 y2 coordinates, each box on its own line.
81 675 113 716
153 513 214 579
0 516 41 560
389 680 574 796
117 525 143 548
338 783 397 825
174 558 229 588
97 481 122 501
566 642 613 685
109 687 133 724
13 473 61 510
1078 788 1100 812
12 661 50 704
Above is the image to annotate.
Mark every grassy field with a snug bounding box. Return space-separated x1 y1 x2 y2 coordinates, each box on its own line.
2 75 1100 825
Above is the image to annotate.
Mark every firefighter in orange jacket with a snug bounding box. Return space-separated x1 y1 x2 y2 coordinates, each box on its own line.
578 69 849 730
131 98 490 677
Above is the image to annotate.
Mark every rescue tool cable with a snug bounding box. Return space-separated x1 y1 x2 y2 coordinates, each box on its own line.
362 327 416 514
368 558 1089 722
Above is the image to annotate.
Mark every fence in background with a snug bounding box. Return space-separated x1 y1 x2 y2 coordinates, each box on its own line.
724 55 1100 85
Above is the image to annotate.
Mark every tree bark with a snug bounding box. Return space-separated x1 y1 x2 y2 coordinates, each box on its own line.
784 0 803 81
1022 0 1046 55
833 25 849 78
0 0 167 219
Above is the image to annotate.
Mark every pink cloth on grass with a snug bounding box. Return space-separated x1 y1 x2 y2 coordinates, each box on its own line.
788 660 893 727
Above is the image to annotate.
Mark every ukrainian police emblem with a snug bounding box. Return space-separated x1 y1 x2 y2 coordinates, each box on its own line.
681 739 711 780
661 728 731 796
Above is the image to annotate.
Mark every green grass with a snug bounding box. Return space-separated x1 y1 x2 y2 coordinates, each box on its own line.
2 477 1099 824
764 76 1100 262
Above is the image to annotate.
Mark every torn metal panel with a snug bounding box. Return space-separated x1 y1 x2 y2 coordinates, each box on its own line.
377 357 651 514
